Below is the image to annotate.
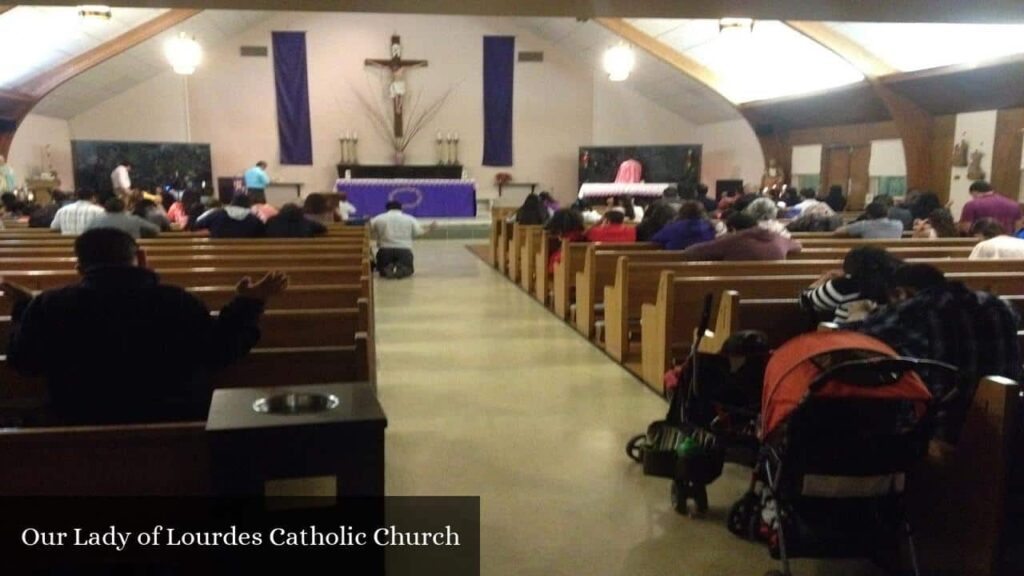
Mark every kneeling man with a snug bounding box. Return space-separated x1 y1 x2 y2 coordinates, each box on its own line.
370 200 437 278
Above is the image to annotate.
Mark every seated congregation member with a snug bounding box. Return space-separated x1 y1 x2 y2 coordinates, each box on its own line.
195 194 266 238
882 195 914 230
28 190 69 228
908 190 942 221
654 186 684 214
371 200 437 278
1 192 28 218
544 208 586 272
680 213 801 261
166 189 205 230
620 195 643 222
86 197 160 239
572 199 602 227
695 183 717 215
785 201 843 232
912 208 958 238
132 198 171 232
855 264 1021 436
744 197 791 238
968 218 1024 260
636 201 677 242
959 180 1022 235
51 188 104 236
584 209 636 243
303 193 336 226
788 188 822 216
823 184 847 212
336 191 358 221
717 189 740 213
834 201 903 239
538 191 560 217
802 246 902 324
265 203 328 238
2 228 289 424
509 192 549 225
650 201 716 250
249 190 279 223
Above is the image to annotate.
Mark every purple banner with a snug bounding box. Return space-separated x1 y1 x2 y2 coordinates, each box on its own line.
336 180 477 218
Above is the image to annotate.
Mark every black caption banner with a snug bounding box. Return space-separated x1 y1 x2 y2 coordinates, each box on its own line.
0 496 479 575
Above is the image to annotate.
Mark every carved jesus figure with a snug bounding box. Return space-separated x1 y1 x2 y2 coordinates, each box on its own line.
365 34 428 138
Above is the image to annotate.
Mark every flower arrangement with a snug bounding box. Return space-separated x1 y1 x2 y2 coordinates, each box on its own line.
495 172 513 186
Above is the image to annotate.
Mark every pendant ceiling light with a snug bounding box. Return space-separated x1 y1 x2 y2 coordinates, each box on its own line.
602 44 635 82
165 32 202 75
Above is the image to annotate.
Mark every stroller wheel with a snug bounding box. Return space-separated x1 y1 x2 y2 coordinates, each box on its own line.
625 434 646 463
727 493 760 540
693 485 708 516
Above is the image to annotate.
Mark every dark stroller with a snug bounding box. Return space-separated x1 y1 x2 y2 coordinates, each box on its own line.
627 295 771 515
730 331 955 576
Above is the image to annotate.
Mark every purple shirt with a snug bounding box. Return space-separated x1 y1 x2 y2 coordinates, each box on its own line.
961 193 1022 234
650 219 716 250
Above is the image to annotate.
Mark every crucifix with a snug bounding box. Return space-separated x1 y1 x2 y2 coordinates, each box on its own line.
365 35 428 138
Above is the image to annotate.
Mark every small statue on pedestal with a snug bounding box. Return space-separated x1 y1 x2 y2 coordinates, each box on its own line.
761 158 785 191
967 147 986 181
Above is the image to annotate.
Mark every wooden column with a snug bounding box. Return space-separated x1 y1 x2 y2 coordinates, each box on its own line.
872 80 934 191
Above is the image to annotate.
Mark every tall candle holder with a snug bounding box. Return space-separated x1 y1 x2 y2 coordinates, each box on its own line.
436 131 446 165
450 132 461 166
351 132 359 165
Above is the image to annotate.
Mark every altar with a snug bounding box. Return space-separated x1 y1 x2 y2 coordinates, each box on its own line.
335 178 477 218
577 182 672 199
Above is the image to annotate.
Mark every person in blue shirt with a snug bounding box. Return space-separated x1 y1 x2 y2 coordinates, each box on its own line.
243 161 271 195
650 201 716 250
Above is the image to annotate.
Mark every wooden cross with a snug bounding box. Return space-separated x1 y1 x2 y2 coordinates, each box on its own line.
365 35 428 138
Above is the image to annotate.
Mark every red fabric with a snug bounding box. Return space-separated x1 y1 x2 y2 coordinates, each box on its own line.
760 331 932 439
614 159 643 183
585 224 636 243
547 231 586 273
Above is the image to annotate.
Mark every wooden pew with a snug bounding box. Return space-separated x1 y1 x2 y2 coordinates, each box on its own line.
0 421 211 495
604 257 1024 364
0 253 366 271
551 241 654 322
794 237 979 248
572 245 669 339
0 338 370 399
639 271 1024 390
0 237 368 248
518 226 545 293
0 306 368 353
1 264 369 291
0 282 368 315
791 246 974 260
0 244 368 258
490 207 516 266
495 220 513 273
507 224 543 284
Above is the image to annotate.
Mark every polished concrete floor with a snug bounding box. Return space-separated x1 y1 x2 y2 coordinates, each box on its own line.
374 241 884 576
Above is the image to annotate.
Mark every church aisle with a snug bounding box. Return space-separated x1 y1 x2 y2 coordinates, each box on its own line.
373 241 883 576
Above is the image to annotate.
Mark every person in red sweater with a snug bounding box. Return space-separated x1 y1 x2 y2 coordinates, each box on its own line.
585 210 636 243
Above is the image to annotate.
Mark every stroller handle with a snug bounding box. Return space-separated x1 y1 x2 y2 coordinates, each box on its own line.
806 357 958 393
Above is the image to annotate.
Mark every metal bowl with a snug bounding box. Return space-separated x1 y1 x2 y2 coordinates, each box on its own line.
252 393 340 415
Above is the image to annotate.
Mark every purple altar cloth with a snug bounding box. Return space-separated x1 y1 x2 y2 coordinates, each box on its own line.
335 179 477 218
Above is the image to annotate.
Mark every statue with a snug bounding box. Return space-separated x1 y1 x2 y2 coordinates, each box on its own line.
951 133 969 167
761 158 785 190
967 147 986 181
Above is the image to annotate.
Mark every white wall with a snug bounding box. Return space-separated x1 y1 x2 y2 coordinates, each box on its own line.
70 72 189 142
695 119 764 190
26 12 766 206
591 79 698 145
949 110 997 216
7 113 74 189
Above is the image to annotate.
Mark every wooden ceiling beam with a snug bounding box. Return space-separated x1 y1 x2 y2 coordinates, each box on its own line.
595 18 728 103
1 8 201 158
785 20 937 190
785 21 897 78
20 8 202 98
